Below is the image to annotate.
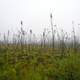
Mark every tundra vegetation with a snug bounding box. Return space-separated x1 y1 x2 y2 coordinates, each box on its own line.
0 14 80 80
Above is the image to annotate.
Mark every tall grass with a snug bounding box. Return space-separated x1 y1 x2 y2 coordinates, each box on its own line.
0 14 80 80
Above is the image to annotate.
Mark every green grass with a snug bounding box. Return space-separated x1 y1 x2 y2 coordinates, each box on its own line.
0 45 80 80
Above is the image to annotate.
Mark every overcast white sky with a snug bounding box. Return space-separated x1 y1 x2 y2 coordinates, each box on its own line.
0 0 80 35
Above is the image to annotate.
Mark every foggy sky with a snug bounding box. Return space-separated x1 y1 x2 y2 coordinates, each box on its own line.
0 0 80 36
